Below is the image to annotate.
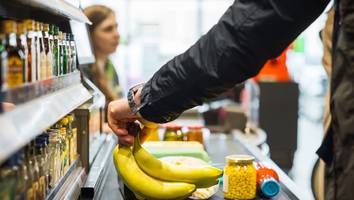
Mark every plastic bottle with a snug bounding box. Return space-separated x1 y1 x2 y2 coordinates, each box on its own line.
255 162 280 198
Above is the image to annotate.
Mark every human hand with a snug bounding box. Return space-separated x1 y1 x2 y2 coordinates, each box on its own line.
107 98 139 146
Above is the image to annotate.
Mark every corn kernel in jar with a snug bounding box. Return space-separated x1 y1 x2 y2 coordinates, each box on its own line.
223 155 257 199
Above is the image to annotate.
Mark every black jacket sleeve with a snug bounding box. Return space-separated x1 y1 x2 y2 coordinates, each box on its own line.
139 0 329 123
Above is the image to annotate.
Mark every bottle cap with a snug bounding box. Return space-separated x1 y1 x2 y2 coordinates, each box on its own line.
260 178 280 198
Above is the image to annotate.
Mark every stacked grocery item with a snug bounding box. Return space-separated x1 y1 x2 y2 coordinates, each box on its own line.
0 19 77 91
0 114 77 200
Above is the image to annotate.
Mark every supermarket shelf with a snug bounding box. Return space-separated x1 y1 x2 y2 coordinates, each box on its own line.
46 158 87 200
81 135 117 199
0 82 92 164
0 71 81 105
0 0 91 24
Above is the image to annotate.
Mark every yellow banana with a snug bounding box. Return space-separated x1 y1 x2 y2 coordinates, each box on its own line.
133 135 223 188
113 145 196 200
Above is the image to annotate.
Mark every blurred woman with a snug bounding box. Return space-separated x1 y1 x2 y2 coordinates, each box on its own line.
84 5 122 132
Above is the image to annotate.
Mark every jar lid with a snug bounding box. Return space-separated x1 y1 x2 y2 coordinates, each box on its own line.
163 123 182 129
187 125 204 130
226 155 255 164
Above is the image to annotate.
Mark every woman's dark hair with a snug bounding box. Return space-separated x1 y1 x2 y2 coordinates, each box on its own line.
84 5 114 33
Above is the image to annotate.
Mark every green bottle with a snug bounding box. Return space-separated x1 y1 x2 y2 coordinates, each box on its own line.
61 32 68 74
53 26 59 76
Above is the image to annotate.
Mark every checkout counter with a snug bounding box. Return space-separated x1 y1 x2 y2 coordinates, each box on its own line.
99 120 303 200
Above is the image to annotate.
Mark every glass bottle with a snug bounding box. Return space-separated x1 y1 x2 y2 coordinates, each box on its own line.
0 156 18 200
48 25 54 74
16 22 28 84
38 23 46 80
163 124 183 141
2 20 24 88
66 114 73 165
48 129 60 187
43 23 53 78
16 150 29 200
52 26 59 76
65 33 72 73
33 21 41 81
223 155 257 200
35 136 47 199
43 133 51 194
186 125 204 144
24 19 36 83
30 141 40 200
24 145 35 200
69 34 77 72
0 31 5 91
60 117 70 173
60 32 68 75
53 120 66 177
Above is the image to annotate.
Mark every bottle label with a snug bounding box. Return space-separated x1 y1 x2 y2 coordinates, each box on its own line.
53 44 59 76
46 51 53 78
7 55 24 88
223 174 229 193
40 52 46 80
31 41 36 81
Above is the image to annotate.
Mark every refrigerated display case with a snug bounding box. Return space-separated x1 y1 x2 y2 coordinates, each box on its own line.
0 1 113 199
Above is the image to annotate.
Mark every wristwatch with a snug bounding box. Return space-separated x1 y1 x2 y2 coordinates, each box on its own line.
127 83 144 115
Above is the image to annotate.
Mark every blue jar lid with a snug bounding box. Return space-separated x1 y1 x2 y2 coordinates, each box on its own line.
261 178 280 198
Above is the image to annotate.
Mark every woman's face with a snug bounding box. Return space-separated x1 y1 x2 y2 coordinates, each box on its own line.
92 13 120 55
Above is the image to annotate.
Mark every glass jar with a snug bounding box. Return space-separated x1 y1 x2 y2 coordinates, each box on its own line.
186 125 204 144
143 126 160 141
163 124 183 141
223 155 257 200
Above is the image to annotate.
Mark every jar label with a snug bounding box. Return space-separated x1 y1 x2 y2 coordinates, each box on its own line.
223 174 229 192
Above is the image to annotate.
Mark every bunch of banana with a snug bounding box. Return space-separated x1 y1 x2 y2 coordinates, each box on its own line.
113 122 223 199
113 146 196 200
133 135 223 188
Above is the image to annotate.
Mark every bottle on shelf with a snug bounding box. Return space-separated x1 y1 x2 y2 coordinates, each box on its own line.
24 145 35 200
69 34 77 72
42 133 51 193
43 23 53 79
60 117 70 173
38 22 47 80
34 21 41 81
0 32 5 91
24 19 36 83
30 141 41 200
65 33 72 73
52 26 60 76
35 136 48 199
16 21 28 84
48 24 54 76
17 150 30 200
2 20 25 89
59 31 68 75
0 155 18 199
47 128 61 188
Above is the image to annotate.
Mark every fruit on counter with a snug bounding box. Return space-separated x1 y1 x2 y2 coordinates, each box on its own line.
133 135 223 188
113 146 196 200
